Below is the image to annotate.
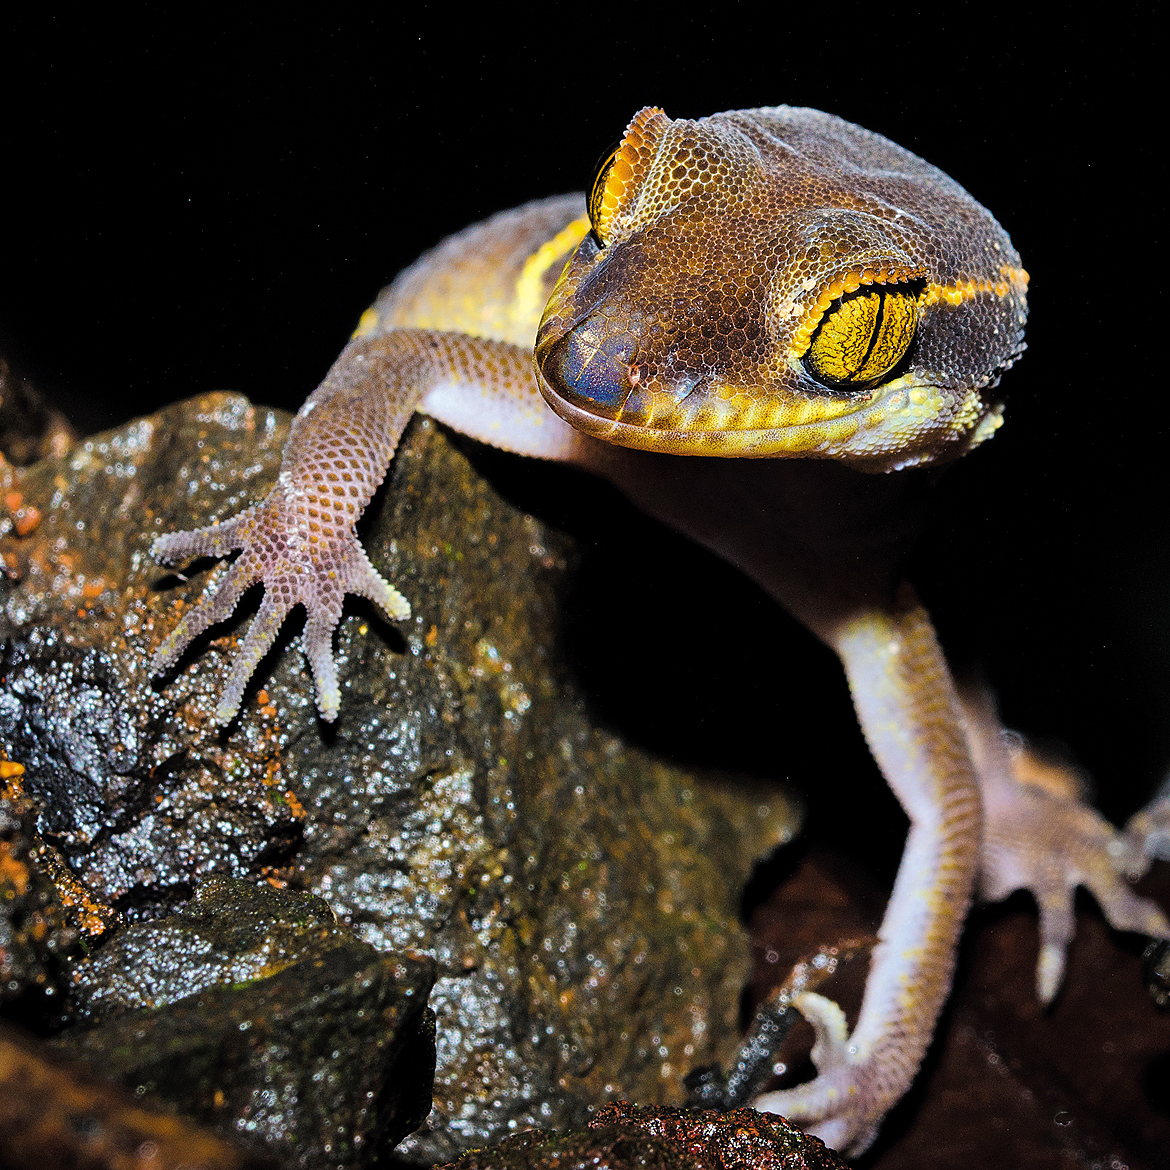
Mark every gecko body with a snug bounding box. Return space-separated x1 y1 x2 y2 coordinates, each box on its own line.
151 107 1170 1154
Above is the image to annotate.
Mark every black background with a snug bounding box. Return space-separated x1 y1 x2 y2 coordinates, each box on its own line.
1 9 1164 870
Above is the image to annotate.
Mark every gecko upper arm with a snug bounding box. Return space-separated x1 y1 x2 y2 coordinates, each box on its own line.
364 196 604 463
149 105 1168 1156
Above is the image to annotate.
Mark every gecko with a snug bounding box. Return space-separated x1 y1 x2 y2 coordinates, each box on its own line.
148 106 1170 1155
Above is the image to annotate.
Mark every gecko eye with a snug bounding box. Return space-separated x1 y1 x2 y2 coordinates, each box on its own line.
804 287 919 390
587 143 621 244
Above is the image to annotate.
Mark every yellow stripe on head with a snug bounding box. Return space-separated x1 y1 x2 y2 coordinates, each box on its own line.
510 215 591 338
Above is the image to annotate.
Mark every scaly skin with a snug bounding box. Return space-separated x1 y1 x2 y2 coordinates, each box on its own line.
151 108 1169 1155
152 331 543 720
753 595 981 1151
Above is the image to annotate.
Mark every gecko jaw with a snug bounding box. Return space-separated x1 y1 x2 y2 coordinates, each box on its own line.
537 365 991 470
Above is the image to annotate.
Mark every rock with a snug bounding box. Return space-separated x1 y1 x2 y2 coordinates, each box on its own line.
0 779 78 1021
0 1018 277 1170
433 1124 681 1170
433 1102 846 1169
0 394 800 1162
65 874 357 1020
52 885 436 1169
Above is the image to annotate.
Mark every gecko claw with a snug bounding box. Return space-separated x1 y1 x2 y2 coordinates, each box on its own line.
304 607 343 722
213 590 293 724
798 991 852 1070
346 546 411 623
149 556 256 677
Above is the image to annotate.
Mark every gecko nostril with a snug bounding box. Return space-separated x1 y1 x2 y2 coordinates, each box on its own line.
540 317 636 419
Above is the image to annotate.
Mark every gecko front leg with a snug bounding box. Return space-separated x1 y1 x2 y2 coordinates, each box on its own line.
151 330 557 723
753 588 981 1155
750 619 1170 1154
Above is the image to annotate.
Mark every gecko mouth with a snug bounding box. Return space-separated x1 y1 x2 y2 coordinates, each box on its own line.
535 351 994 469
536 310 893 459
537 364 871 456
537 314 640 420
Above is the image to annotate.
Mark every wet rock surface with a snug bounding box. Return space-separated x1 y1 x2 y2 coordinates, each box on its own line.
0 775 79 1022
66 874 360 1019
0 1018 277 1170
0 393 799 1164
434 1101 846 1169
53 892 436 1168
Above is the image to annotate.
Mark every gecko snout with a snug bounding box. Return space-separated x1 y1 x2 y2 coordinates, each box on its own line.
538 314 638 420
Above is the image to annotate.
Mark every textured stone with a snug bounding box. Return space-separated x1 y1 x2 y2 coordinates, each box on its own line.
0 782 78 1021
0 394 800 1162
54 920 436 1168
0 1018 276 1170
433 1102 846 1169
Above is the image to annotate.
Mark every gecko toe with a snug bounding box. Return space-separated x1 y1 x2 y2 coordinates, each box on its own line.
797 991 852 1070
214 591 292 724
984 787 1170 1001
751 991 881 1155
1036 897 1074 1003
965 687 1170 1001
152 486 413 722
1127 779 1170 870
347 546 411 622
303 607 344 721
151 507 256 564
150 556 258 676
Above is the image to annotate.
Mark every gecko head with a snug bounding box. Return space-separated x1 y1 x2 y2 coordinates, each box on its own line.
535 106 1028 472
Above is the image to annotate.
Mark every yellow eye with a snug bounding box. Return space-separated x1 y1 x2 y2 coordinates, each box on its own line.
805 287 918 389
587 144 620 242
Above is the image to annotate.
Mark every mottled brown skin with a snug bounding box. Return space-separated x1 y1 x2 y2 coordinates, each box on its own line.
150 107 1170 1155
536 106 1027 470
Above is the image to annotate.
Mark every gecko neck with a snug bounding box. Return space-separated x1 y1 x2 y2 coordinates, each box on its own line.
593 449 936 641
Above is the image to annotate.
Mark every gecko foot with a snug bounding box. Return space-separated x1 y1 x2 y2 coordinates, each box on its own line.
151 493 410 724
962 691 1170 1002
752 991 886 1155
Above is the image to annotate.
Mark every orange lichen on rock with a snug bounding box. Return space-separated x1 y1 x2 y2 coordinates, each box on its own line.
0 840 31 898
34 846 120 939
0 761 26 802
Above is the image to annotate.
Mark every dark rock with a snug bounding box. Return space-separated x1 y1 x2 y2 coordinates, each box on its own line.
432 1102 846 1169
0 394 800 1162
592 1101 846 1169
0 780 79 1021
53 922 436 1168
0 1018 277 1170
0 398 303 921
51 875 438 1165
66 874 351 1020
432 1125 681 1170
